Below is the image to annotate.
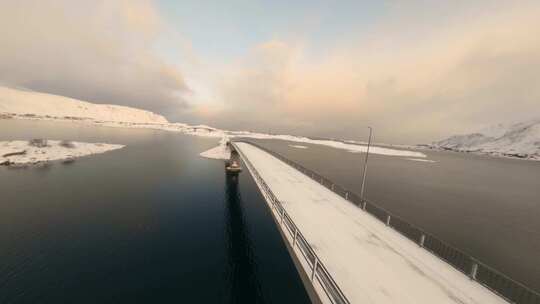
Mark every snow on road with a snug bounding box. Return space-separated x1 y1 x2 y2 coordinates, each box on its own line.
235 142 506 304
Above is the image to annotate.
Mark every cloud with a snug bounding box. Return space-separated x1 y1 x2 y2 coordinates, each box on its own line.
0 0 188 117
2 0 538 143
196 1 540 143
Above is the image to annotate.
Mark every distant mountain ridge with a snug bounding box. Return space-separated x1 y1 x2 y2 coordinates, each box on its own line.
431 119 540 160
0 86 168 124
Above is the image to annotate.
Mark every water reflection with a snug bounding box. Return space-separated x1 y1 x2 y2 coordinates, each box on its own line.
224 174 264 303
0 120 311 303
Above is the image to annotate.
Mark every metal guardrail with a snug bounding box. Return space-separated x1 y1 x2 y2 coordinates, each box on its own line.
232 142 350 304
233 140 540 304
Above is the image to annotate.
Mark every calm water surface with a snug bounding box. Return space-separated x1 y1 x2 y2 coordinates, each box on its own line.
0 120 310 303
252 138 540 292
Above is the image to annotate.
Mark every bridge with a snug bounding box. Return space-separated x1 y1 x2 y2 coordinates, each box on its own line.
230 140 540 304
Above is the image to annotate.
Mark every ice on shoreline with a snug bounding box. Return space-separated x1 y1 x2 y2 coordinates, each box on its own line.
0 140 124 166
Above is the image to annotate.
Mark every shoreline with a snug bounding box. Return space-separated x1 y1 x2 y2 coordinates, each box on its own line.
0 113 427 158
5 113 537 162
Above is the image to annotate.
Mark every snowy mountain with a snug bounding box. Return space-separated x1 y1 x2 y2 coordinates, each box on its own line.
0 86 168 124
431 120 540 160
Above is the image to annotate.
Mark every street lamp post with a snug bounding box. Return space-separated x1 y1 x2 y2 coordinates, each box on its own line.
360 127 372 201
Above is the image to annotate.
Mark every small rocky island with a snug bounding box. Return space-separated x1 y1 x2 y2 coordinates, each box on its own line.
0 139 124 167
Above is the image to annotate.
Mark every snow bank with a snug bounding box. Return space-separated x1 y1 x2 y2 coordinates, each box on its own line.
199 136 231 160
0 140 124 166
0 86 168 124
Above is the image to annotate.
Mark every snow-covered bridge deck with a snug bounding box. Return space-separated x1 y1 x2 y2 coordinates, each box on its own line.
234 141 508 304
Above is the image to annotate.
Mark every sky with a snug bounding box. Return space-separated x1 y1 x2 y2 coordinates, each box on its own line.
1 0 540 143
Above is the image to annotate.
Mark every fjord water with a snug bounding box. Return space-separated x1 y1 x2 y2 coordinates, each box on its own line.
0 120 310 303
253 139 540 293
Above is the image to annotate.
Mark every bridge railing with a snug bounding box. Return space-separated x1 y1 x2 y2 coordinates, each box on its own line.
232 142 350 304
233 140 540 304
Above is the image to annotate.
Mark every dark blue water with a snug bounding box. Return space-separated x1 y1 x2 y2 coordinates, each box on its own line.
0 120 310 303
251 138 540 293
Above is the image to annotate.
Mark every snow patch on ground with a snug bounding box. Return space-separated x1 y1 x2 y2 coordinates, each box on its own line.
406 158 437 163
289 144 308 149
0 140 124 166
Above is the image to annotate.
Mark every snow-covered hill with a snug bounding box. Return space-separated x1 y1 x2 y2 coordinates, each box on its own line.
0 86 168 124
0 86 427 158
431 120 540 160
